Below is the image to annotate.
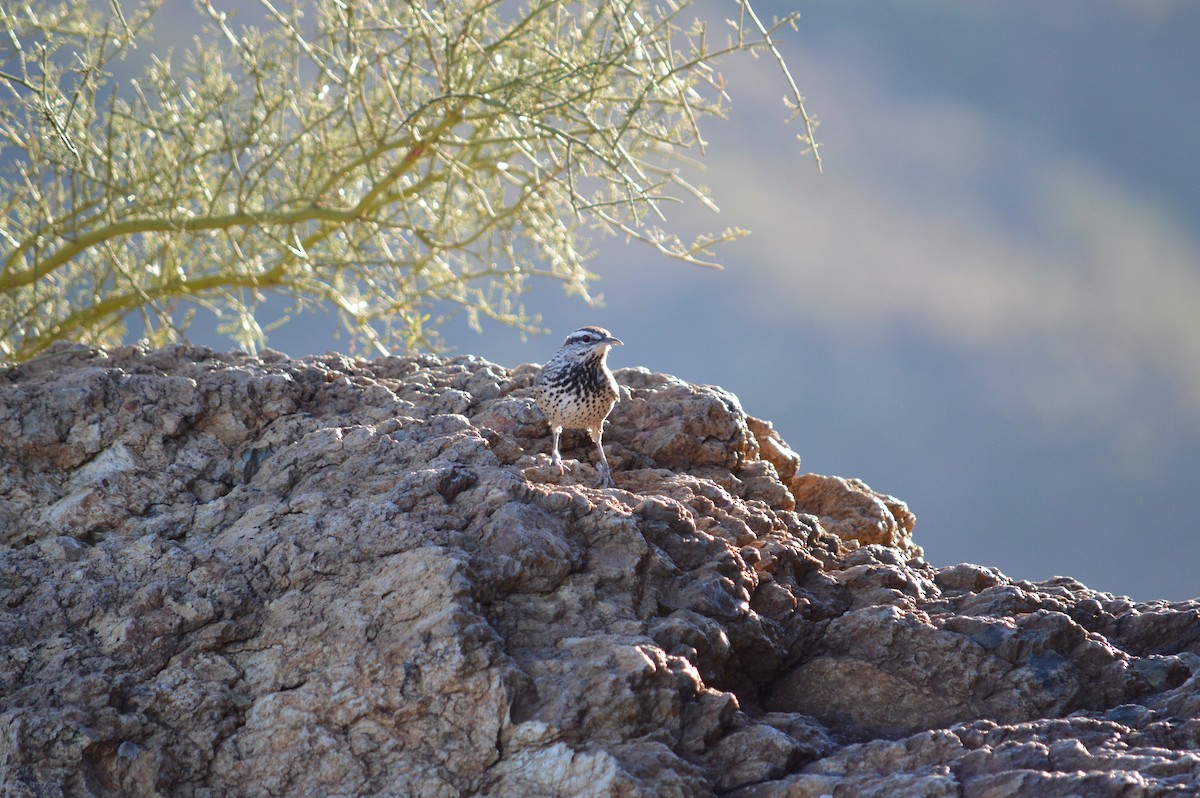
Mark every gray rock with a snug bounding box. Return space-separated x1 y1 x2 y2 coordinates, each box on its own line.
0 344 1197 796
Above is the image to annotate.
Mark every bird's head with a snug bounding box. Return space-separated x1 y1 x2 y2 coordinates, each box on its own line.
562 326 623 356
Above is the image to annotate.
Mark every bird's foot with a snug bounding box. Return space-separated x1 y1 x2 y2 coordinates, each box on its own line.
596 467 614 489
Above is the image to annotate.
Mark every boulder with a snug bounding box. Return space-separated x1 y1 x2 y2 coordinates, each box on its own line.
0 343 1197 796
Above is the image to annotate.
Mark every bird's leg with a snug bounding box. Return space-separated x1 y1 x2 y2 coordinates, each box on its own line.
550 426 566 475
592 429 613 488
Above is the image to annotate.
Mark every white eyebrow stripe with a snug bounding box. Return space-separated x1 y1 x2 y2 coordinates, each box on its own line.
564 326 611 345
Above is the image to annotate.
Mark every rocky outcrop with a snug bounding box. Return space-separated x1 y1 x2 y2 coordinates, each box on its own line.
1 344 1197 797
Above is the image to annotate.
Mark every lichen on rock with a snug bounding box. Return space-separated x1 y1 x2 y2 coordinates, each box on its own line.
1 343 1197 797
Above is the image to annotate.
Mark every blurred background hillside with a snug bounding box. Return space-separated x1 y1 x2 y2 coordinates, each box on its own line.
141 1 1200 600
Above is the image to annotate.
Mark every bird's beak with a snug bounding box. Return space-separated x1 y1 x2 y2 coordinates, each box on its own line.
603 336 623 347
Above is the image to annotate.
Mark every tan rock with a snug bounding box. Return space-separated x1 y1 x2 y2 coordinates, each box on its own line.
746 416 802 484
791 472 920 556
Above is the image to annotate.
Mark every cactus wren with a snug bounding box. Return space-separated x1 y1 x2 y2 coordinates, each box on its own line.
534 325 623 487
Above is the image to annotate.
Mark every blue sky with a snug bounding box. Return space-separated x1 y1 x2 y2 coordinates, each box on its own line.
446 1 1200 600
130 1 1200 600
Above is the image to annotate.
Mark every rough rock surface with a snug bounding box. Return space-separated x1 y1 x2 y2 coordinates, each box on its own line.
1 344 1198 797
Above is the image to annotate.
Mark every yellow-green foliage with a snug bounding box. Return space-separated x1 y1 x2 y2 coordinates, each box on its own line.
0 0 818 360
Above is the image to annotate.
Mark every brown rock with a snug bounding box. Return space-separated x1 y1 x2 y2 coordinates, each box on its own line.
746 416 802 484
0 343 1198 797
791 472 921 556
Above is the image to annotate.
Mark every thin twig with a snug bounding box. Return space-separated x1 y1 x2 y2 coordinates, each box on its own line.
736 1 822 172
